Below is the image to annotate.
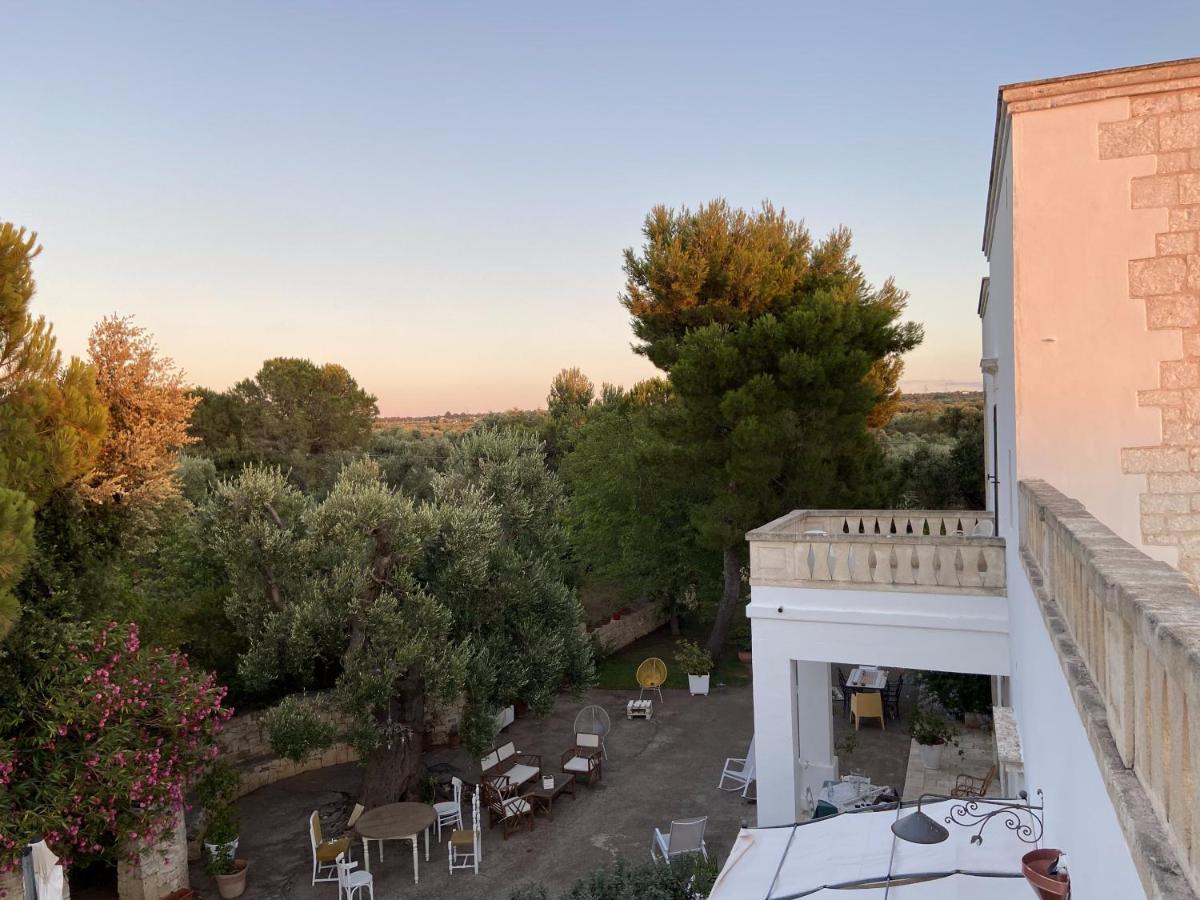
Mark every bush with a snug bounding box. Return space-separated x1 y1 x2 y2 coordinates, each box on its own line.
673 639 713 676
509 856 716 900
919 671 992 717
262 694 338 763
908 709 959 747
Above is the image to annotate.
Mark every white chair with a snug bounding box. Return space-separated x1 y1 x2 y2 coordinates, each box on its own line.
346 803 382 862
717 736 756 798
972 519 996 537
434 776 465 840
335 852 374 900
651 816 709 862
448 787 482 875
310 810 351 885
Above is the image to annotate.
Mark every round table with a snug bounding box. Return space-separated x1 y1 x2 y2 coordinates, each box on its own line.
355 802 436 884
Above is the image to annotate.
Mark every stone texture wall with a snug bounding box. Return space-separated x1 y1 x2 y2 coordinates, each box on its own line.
588 602 668 654
0 868 72 900
116 809 189 900
1111 91 1200 583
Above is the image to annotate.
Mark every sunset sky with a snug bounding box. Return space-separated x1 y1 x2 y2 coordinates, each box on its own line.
7 2 1198 415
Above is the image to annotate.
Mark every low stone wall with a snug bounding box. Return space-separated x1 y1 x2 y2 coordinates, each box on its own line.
0 868 72 900
117 810 189 900
588 602 669 653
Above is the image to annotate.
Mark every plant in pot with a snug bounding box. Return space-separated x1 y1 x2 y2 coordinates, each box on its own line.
674 640 714 697
198 761 242 860
205 843 249 899
732 620 753 667
907 708 959 770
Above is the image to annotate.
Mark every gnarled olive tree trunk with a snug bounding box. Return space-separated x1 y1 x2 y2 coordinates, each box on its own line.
359 677 425 807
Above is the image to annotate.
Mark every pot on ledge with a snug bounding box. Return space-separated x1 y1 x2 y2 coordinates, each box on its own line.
214 859 249 899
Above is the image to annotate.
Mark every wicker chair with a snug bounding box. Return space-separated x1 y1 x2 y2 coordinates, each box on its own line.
952 764 998 798
481 776 535 839
561 733 603 786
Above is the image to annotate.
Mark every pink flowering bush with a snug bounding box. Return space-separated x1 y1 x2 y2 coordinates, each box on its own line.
0 621 232 872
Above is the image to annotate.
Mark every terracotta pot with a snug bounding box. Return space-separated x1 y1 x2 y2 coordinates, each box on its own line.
214 859 249 899
1022 849 1069 899
611 612 621 621
737 650 753 666
448 732 461 748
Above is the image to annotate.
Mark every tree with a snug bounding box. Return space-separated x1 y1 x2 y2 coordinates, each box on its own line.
561 380 719 631
78 315 198 506
206 428 591 806
0 224 107 635
622 201 922 654
543 367 595 468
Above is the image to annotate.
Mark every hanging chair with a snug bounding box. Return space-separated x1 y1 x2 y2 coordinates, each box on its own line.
636 657 668 703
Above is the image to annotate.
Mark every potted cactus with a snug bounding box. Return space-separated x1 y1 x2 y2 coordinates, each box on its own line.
674 640 714 696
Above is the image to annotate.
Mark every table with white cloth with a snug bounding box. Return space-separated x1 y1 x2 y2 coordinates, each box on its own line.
819 778 889 812
847 667 888 691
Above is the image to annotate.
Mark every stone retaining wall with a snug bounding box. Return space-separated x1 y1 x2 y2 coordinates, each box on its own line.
117 810 189 900
588 602 668 653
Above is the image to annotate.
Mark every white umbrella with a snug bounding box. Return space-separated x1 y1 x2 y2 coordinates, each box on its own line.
30 841 64 900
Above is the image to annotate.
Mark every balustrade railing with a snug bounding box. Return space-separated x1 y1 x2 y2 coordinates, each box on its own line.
747 509 1004 594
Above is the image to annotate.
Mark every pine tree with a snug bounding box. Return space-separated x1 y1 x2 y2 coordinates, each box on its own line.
0 223 107 635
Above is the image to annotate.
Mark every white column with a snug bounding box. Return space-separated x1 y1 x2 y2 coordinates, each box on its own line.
795 660 838 803
751 620 802 826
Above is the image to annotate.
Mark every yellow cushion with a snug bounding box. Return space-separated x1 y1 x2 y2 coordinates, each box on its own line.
450 829 475 847
316 837 350 861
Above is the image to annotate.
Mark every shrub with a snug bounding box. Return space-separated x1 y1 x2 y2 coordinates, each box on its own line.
908 709 959 747
673 639 713 676
509 856 715 899
919 671 992 717
262 694 338 763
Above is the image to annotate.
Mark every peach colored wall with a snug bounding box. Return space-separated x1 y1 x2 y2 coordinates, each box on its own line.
1011 97 1178 563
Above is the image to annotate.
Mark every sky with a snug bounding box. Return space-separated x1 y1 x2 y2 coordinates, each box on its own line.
6 2 1200 416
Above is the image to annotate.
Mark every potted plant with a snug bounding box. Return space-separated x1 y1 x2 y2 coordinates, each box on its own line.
205 843 249 899
674 640 714 696
1022 849 1070 899
202 803 241 861
734 621 753 667
908 709 959 769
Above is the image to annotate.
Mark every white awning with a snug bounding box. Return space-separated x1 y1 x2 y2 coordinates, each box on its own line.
709 800 1038 900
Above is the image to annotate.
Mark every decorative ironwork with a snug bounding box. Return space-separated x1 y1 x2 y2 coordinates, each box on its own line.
944 789 1044 846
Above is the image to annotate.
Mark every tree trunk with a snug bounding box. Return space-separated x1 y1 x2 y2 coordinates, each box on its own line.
706 546 742 658
669 612 681 636
358 677 425 807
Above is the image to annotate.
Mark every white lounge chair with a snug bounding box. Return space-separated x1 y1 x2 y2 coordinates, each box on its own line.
651 816 709 862
717 736 756 797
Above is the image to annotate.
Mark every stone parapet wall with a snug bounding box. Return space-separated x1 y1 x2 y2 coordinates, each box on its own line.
588 602 668 654
116 809 189 900
1021 479 1199 899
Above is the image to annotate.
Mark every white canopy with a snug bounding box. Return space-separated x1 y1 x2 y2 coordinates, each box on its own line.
709 800 1037 900
30 841 65 900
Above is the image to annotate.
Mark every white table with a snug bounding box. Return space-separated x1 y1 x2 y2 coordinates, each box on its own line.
847 667 888 691
627 699 653 719
820 778 889 812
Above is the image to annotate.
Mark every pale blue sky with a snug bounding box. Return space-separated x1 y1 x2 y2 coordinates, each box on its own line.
6 2 1198 415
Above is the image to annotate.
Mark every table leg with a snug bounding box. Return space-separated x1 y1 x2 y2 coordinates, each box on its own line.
362 836 370 871
424 825 429 861
412 836 418 884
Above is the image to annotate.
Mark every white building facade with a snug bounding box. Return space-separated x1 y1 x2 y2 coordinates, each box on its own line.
747 58 1200 900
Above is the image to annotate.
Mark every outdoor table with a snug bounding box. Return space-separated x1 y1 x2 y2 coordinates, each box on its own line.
355 801 436 884
627 699 653 719
847 667 888 691
529 773 576 820
819 778 888 812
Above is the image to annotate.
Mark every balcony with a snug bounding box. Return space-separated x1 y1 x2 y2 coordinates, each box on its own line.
746 509 1006 595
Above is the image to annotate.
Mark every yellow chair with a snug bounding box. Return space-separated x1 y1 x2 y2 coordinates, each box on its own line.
850 692 885 731
636 657 668 703
310 810 351 884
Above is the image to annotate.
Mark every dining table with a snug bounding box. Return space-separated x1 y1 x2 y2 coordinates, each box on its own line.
354 801 436 884
847 666 889 691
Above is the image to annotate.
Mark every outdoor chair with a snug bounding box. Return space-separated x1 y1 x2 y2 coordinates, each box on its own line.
310 810 351 885
561 732 603 786
651 816 709 863
637 657 668 703
434 776 465 841
850 691 885 731
448 788 482 875
835 667 853 718
952 764 998 798
883 673 905 720
481 776 535 839
972 520 996 537
717 736 756 798
346 803 381 862
335 853 374 900
480 740 541 789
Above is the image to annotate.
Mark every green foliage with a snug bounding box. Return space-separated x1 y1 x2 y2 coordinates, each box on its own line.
919 671 992 717
620 201 922 654
509 856 714 900
204 842 238 877
369 429 451 500
884 403 985 510
0 223 108 636
261 695 338 762
202 802 240 846
194 759 241 811
673 639 713 676
907 708 960 747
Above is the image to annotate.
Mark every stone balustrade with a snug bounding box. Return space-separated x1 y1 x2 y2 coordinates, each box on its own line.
747 509 1005 594
1020 479 1200 898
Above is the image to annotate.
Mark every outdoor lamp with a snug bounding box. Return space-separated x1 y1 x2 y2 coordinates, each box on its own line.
892 790 1043 846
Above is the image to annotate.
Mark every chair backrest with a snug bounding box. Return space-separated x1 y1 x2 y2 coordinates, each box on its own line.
852 691 883 716
451 776 464 804
980 765 998 794
309 811 322 848
667 816 707 853
636 657 668 688
496 741 516 762
743 737 756 779
480 750 499 772
577 732 600 749
335 853 354 887
347 803 364 829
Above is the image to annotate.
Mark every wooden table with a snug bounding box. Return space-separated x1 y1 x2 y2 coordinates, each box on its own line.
529 773 576 820
355 802 436 884
847 667 888 691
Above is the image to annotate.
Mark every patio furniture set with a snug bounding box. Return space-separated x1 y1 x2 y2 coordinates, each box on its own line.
835 665 905 729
